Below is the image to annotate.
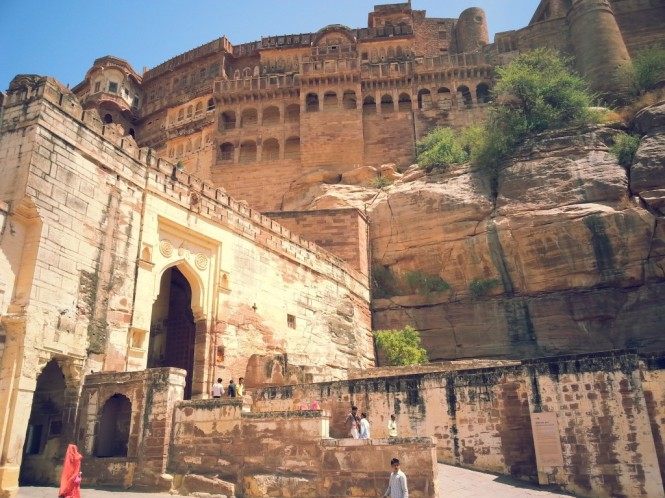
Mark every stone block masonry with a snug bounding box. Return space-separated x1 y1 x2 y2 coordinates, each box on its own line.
169 400 438 498
250 350 664 498
0 76 373 495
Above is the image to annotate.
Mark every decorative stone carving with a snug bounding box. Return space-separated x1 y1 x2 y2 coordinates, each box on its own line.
159 239 173 258
195 253 209 270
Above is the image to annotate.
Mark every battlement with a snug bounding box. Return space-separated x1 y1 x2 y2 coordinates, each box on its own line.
214 73 299 95
143 36 232 82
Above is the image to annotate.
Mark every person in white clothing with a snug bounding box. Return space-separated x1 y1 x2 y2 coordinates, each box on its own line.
388 413 397 437
383 457 408 498
360 412 371 439
211 378 224 398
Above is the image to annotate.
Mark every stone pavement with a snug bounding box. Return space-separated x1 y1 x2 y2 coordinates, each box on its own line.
16 463 577 498
439 463 577 497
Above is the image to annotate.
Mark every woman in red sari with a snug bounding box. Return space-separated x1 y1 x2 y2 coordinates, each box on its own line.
58 444 83 498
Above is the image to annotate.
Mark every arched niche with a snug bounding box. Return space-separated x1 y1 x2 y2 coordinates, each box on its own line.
96 394 131 457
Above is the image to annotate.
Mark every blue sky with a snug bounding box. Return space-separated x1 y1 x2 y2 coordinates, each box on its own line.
0 1 539 92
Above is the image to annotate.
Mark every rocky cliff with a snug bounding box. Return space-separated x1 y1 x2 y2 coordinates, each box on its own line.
283 101 665 361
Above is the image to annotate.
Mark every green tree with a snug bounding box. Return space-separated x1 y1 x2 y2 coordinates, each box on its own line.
374 326 429 366
473 49 594 170
416 127 469 172
618 45 665 96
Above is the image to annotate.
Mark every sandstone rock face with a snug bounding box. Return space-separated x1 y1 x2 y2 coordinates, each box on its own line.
287 104 665 360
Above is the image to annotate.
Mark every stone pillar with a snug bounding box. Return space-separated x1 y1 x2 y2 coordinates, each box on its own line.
568 0 631 96
60 359 85 444
0 315 33 498
191 318 211 399
134 367 185 490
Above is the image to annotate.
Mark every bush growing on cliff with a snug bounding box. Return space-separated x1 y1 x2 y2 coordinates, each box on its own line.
371 176 394 189
610 132 641 167
472 49 594 170
405 271 450 295
469 278 501 299
618 45 665 96
374 326 429 366
416 127 469 172
372 266 397 298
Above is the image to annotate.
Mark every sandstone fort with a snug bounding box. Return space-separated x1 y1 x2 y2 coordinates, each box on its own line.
1 1 665 497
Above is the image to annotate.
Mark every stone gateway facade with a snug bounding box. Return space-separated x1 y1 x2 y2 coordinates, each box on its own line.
1 1 665 497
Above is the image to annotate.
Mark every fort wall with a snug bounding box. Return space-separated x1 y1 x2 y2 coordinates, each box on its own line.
169 401 438 497
266 209 369 278
0 77 373 493
248 350 665 498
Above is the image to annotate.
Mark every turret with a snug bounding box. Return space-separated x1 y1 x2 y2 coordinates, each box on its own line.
455 7 489 54
567 0 630 95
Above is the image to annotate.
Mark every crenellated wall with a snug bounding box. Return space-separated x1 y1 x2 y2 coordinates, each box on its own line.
0 76 373 494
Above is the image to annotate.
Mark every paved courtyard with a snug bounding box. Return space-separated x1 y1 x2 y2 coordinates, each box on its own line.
16 463 577 498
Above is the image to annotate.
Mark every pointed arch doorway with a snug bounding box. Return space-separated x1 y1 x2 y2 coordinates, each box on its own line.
19 359 66 485
148 266 197 399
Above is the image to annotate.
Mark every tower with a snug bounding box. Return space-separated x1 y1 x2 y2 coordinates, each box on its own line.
567 0 630 95
455 7 490 54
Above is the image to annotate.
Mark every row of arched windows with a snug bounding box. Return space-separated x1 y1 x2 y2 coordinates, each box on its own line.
216 83 491 132
301 83 490 113
416 83 491 110
219 137 300 163
168 133 210 158
172 99 216 125
219 104 300 130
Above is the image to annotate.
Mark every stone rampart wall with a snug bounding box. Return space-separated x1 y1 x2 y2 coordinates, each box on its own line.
265 209 369 277
0 77 374 385
169 400 438 498
249 350 665 498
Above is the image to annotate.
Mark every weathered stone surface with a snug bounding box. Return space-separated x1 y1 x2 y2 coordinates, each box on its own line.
282 184 378 211
181 474 235 496
632 102 665 214
400 164 426 183
341 165 378 186
288 126 665 359
634 100 665 135
379 163 402 181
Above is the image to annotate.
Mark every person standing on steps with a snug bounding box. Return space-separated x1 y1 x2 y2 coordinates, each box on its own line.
388 413 398 438
345 405 360 439
360 412 371 439
236 377 245 398
211 378 224 398
383 457 408 498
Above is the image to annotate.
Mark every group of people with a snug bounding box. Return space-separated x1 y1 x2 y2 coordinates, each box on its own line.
345 406 408 497
345 406 399 440
211 377 244 398
56 405 407 498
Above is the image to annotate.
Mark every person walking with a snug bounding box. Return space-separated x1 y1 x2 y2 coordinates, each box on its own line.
345 405 360 439
211 378 224 398
58 444 83 498
227 379 237 398
360 412 371 439
388 413 398 437
383 457 408 498
236 377 245 398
